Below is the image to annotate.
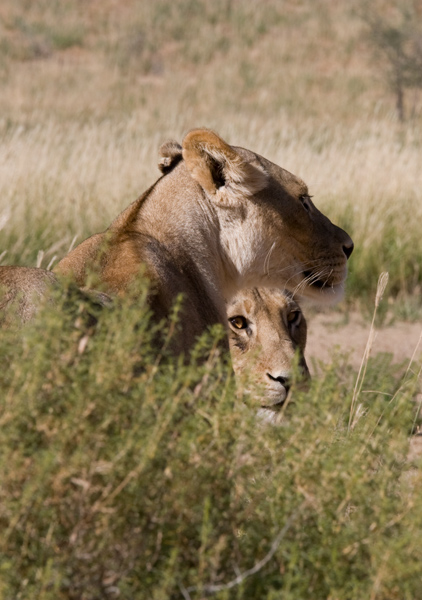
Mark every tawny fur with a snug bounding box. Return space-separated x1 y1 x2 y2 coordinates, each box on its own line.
0 266 58 326
55 128 353 352
0 266 111 327
228 288 309 420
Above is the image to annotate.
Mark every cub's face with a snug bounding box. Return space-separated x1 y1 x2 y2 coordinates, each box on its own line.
227 288 309 420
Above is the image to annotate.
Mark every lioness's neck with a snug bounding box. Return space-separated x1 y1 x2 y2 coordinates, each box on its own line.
139 175 219 252
108 166 232 323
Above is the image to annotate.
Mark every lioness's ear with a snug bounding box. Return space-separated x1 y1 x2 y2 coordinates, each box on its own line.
182 129 268 204
158 140 183 174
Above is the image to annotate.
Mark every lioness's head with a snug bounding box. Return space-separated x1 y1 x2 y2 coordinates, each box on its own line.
227 287 309 421
159 130 353 304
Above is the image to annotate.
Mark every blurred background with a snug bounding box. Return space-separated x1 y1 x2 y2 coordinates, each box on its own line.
0 0 422 315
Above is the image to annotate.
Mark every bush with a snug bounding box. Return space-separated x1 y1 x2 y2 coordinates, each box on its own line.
0 283 421 599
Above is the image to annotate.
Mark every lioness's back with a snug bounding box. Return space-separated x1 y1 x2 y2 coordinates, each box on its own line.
0 266 58 325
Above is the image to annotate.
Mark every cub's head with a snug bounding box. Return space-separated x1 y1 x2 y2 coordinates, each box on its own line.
159 129 353 305
227 287 309 421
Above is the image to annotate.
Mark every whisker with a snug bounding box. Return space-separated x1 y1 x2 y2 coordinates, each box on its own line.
264 242 276 278
288 266 334 298
266 259 338 298
289 272 316 297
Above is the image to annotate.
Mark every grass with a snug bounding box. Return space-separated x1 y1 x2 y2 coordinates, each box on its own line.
0 1 422 597
1 117 421 310
0 283 421 599
1 1 422 304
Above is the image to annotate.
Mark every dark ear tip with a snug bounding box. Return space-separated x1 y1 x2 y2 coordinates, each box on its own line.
158 140 183 174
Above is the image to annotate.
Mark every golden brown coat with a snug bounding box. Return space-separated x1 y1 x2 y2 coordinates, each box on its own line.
228 288 308 421
54 128 353 350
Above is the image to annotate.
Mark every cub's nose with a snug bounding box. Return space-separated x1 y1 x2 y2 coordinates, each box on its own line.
267 373 290 393
343 240 354 260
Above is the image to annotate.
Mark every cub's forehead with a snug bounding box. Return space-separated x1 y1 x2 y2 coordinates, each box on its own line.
227 288 296 317
226 293 253 315
255 288 297 311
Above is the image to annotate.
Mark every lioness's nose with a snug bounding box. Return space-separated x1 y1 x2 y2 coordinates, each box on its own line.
343 241 354 260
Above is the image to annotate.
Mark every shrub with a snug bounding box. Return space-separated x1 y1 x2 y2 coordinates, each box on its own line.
0 283 421 599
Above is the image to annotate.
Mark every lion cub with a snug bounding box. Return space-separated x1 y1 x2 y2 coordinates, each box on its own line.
0 266 308 417
227 288 309 421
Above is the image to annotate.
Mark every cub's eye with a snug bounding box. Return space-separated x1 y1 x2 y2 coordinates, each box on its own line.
300 195 312 213
229 316 248 330
287 310 301 327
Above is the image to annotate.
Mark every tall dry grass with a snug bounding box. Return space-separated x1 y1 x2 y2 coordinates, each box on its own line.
1 114 421 305
1 0 421 302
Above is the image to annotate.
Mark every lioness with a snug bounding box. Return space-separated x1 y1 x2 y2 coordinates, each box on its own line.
228 288 308 422
55 128 353 350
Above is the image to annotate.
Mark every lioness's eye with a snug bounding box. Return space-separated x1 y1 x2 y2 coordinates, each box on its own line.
229 316 248 330
287 310 301 327
300 195 312 212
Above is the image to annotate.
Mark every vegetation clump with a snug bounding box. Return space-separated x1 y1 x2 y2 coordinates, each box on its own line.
0 285 421 599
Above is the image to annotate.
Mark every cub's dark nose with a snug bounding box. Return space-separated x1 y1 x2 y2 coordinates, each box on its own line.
267 373 290 392
343 241 354 260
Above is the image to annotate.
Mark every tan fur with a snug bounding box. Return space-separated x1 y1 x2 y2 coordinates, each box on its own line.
227 288 309 422
182 129 268 204
55 128 353 351
0 266 111 327
158 140 183 174
0 266 58 326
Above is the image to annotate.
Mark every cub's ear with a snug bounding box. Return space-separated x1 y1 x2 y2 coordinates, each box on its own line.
158 140 183 174
182 128 268 205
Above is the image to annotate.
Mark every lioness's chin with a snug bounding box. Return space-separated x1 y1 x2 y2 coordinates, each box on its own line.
300 280 345 306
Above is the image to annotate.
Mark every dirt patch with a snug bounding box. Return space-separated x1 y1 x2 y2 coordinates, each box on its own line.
306 311 422 371
305 311 422 460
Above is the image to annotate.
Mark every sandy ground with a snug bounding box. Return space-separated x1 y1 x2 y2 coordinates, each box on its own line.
306 311 422 371
305 311 422 460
